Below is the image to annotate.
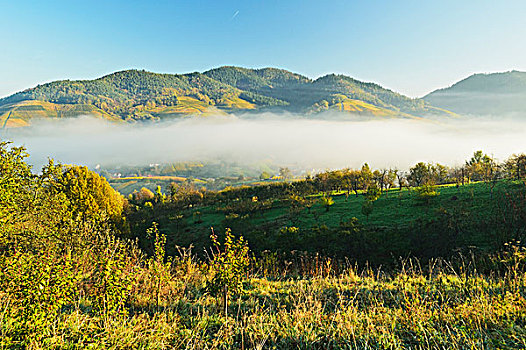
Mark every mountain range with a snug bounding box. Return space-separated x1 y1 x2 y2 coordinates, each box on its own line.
424 70 526 116
2 67 525 128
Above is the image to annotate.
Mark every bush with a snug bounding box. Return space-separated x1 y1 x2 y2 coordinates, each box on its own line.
0 250 78 345
207 228 251 315
88 235 137 316
320 194 335 212
361 200 374 221
366 184 381 201
415 184 439 205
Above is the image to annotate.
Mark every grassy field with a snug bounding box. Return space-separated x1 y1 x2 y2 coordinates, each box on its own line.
128 180 521 262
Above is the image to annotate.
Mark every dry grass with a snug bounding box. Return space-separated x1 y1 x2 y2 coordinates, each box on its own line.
2 252 525 350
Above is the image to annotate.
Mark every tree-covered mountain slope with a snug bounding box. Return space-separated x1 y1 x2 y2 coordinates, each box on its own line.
424 70 526 115
0 67 453 127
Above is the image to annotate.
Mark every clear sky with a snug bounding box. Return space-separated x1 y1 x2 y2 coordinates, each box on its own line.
1 0 525 98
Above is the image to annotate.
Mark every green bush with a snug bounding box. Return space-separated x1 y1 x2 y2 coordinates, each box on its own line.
365 184 381 201
415 184 439 204
0 250 78 345
320 194 335 212
89 235 137 316
207 228 251 315
146 222 172 309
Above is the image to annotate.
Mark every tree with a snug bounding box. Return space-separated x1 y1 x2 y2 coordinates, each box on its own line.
361 200 374 221
55 165 124 226
408 162 429 187
449 167 465 187
154 186 166 204
429 163 448 184
504 154 526 180
373 170 386 192
1 143 124 249
517 155 526 180
0 143 63 249
135 187 155 203
207 228 250 316
360 163 373 192
466 151 494 182
169 182 204 209
384 169 397 195
365 184 381 202
395 169 407 191
279 167 293 180
346 169 362 197
320 194 335 212
0 142 33 228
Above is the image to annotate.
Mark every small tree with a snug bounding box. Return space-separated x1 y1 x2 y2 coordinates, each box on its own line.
146 223 171 310
408 162 429 187
415 184 439 205
361 200 374 221
279 167 293 180
207 228 251 316
154 186 166 205
320 194 335 212
365 184 381 202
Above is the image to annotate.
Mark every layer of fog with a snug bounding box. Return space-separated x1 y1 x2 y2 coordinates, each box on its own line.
4 113 526 172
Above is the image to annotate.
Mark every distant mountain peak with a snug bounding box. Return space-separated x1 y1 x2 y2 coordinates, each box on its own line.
425 70 526 115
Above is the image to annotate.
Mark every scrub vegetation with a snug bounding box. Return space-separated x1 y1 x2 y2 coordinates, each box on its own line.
2 142 526 349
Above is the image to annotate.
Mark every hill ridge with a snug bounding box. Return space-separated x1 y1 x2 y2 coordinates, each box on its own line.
424 70 526 115
1 66 453 127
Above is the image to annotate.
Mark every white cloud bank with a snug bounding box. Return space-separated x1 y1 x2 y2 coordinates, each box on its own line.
4 113 526 171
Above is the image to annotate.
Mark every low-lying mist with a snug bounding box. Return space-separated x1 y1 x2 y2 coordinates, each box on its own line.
4 113 526 172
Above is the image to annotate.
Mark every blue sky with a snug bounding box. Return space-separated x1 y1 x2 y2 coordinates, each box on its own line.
1 0 525 98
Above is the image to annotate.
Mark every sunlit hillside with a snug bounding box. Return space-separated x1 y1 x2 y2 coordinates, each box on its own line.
0 67 455 127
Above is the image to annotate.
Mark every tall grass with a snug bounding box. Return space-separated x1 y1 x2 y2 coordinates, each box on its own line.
1 240 525 349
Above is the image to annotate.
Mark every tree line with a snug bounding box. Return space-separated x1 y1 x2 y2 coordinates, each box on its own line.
127 150 526 211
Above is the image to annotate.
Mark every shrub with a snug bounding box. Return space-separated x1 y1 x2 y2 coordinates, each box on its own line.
0 250 78 345
89 235 137 316
207 228 251 316
415 184 439 204
320 194 335 212
365 184 381 201
146 222 172 309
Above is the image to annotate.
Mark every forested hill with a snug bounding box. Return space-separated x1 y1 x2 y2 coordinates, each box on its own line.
424 70 526 115
0 67 453 127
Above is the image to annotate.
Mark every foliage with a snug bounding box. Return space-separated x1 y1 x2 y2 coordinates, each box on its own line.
133 187 155 203
0 250 78 345
146 222 172 309
365 184 381 201
361 200 374 221
2 250 526 349
425 70 526 115
89 234 137 316
56 165 125 227
259 171 271 180
0 143 71 250
0 66 453 124
415 184 439 204
207 229 251 314
319 193 335 211
2 145 526 348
